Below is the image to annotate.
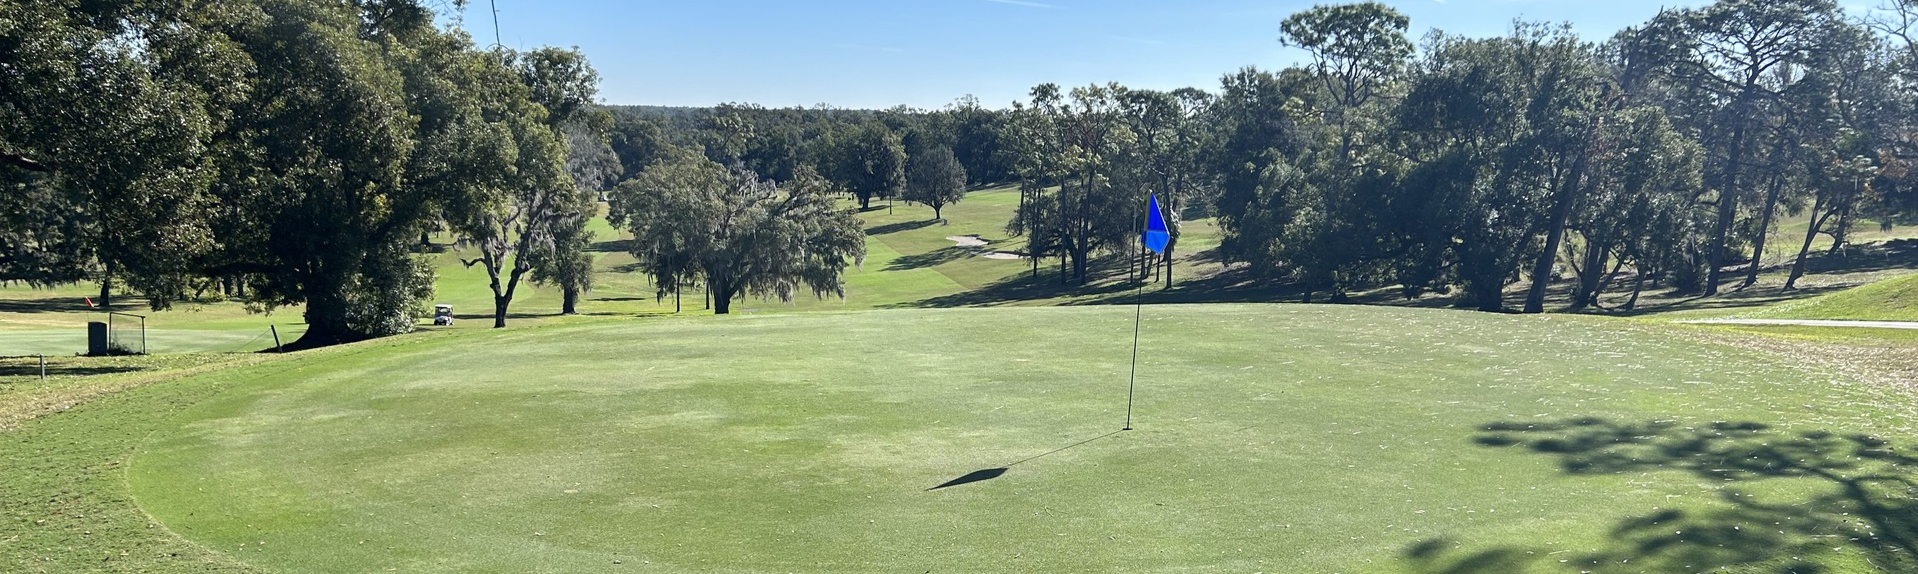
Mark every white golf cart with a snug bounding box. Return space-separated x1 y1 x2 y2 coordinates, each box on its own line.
433 304 455 326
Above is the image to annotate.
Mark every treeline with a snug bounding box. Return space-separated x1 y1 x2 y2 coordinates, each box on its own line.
2 0 614 345
612 0 1918 312
13 0 1918 347
603 98 1014 204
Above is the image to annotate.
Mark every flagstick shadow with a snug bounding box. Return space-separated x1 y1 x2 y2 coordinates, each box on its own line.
927 429 1125 491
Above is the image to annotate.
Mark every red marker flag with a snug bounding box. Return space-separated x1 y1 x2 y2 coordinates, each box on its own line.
84 297 95 307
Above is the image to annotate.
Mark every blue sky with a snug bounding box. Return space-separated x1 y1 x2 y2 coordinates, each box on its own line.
469 0 1871 110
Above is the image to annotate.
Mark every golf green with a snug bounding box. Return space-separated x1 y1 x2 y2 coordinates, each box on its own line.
126 305 1912 573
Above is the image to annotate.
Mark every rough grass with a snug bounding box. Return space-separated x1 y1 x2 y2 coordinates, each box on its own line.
0 353 275 431
1747 272 1918 322
81 305 1918 574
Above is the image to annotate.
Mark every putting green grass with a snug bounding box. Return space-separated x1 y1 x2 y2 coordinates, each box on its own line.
1751 272 1918 322
115 305 1915 573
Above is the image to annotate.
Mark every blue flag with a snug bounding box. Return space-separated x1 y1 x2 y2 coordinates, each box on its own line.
1143 193 1170 253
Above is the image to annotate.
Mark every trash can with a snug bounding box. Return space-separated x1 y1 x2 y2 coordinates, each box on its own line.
87 321 108 356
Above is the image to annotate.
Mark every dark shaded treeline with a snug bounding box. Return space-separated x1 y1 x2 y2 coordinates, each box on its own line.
3 0 610 345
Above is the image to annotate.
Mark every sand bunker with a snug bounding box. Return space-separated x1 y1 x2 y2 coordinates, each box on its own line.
945 235 988 247
943 235 1021 260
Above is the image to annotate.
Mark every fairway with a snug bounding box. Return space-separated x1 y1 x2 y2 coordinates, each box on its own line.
122 305 1911 573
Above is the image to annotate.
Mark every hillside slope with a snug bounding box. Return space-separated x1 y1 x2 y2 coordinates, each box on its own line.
1753 271 1918 321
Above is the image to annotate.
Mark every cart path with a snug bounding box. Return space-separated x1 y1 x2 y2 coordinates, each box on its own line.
1677 318 1918 330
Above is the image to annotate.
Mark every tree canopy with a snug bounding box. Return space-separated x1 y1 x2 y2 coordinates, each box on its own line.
906 146 968 222
607 149 866 315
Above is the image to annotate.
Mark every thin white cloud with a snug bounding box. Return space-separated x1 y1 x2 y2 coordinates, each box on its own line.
982 0 1060 8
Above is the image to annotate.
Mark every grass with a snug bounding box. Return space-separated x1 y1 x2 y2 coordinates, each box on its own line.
1745 271 1918 322
1702 323 1918 344
0 352 277 431
6 304 1881 573
1 333 450 573
3 189 1917 572
0 284 309 356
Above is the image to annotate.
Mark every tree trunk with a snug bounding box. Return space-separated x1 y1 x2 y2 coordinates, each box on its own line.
1525 121 1597 313
1569 241 1610 312
1162 249 1174 290
562 286 580 315
1705 119 1752 297
492 267 525 329
1069 242 1088 285
1786 202 1834 290
292 280 356 349
1827 203 1856 255
933 205 943 222
1524 202 1573 313
1705 194 1737 297
857 192 872 210
98 259 116 308
1161 228 1178 290
1474 284 1504 313
711 277 733 315
1624 271 1646 312
482 252 520 329
1739 173 1784 290
1140 242 1152 284
1592 255 1628 308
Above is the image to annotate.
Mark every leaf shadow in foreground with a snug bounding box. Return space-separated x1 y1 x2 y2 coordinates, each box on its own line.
1406 417 1918 573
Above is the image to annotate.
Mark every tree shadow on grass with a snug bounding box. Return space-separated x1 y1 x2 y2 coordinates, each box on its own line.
885 246 973 271
587 238 632 253
1404 417 1918 573
1600 282 1857 317
0 297 94 314
1588 240 1918 317
888 270 1137 308
1798 238 1918 275
866 219 939 236
0 362 147 379
451 312 555 322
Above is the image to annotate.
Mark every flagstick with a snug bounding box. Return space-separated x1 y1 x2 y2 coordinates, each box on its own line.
1124 276 1143 431
1124 198 1149 432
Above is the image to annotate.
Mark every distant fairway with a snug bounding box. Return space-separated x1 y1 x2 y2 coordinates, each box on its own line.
121 305 1915 573
0 188 1037 357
